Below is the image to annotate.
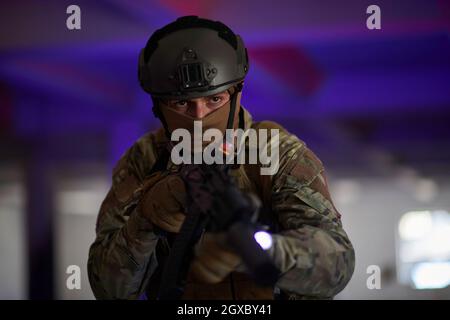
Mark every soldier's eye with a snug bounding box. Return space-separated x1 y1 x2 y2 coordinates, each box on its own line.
210 96 222 103
174 100 188 107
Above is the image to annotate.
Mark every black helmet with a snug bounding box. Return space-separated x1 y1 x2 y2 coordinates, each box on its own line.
138 16 249 100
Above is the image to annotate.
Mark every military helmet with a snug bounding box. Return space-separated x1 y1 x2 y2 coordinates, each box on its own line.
138 16 249 100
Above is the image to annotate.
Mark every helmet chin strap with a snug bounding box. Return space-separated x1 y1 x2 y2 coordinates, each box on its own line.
151 97 172 139
224 83 244 167
226 82 244 131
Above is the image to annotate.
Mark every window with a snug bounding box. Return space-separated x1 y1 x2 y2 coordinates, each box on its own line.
396 210 450 289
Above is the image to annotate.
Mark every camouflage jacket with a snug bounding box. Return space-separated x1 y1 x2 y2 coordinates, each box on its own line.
87 107 355 299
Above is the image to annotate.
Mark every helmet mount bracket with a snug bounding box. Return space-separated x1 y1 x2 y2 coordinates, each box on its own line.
172 47 217 92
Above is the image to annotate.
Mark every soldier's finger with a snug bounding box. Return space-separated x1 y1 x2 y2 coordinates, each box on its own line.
201 245 241 270
198 234 241 267
151 209 182 232
164 213 185 227
190 259 224 284
150 206 172 225
171 212 186 222
196 251 234 275
153 218 181 233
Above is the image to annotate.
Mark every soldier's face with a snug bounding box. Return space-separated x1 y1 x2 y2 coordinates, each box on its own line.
164 90 230 119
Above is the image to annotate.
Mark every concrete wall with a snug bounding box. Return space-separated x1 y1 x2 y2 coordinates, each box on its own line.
332 176 450 299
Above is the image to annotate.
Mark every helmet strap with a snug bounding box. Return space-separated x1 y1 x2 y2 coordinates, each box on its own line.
151 97 171 139
226 82 244 131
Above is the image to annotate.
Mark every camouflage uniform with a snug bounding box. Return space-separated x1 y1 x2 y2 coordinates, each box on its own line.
87 107 355 299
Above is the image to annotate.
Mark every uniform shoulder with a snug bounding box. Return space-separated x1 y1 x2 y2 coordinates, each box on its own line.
251 120 307 144
250 120 308 158
112 128 165 181
109 128 165 205
250 120 324 187
251 120 287 132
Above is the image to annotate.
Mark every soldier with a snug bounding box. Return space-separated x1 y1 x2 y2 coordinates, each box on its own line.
88 16 355 300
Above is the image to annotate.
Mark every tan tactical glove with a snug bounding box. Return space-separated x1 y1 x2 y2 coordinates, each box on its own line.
139 172 187 233
188 232 243 284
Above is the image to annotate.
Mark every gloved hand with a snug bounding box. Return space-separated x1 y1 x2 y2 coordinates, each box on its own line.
188 232 242 284
139 172 187 233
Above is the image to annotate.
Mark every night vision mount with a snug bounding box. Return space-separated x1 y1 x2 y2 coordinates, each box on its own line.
171 47 218 92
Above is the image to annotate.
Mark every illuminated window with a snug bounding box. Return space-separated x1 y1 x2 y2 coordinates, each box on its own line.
396 210 450 289
54 171 109 299
56 177 109 216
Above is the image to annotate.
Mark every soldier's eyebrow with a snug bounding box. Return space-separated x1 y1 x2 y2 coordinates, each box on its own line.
165 98 187 105
164 90 230 106
207 92 230 99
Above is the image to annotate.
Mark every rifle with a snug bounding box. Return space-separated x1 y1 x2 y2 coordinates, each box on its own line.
157 163 280 300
